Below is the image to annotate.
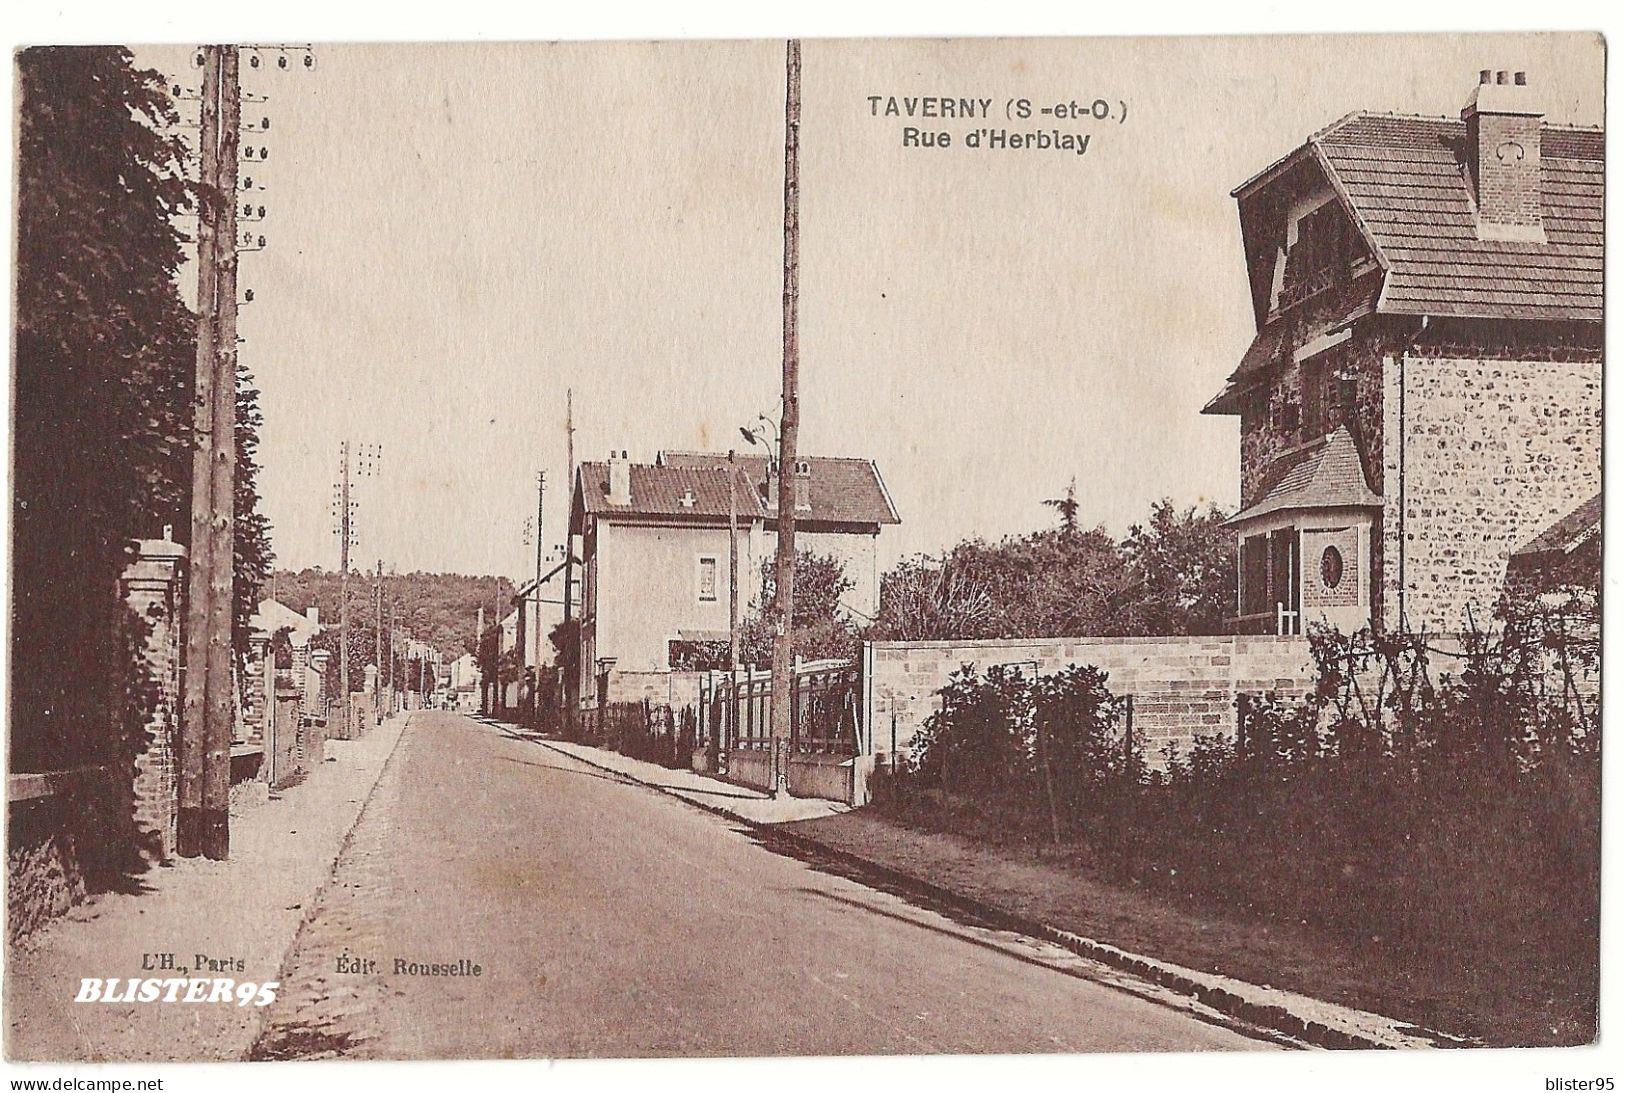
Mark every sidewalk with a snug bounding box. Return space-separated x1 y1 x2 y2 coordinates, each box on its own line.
511 729 848 824
529 729 1455 1051
4 713 410 1062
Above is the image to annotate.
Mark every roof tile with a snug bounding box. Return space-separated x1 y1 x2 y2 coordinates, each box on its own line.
1511 492 1602 558
575 453 900 526
1314 114 1603 322
1226 426 1382 525
661 452 900 525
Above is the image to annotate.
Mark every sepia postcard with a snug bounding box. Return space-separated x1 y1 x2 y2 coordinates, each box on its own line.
2 28 1607 1071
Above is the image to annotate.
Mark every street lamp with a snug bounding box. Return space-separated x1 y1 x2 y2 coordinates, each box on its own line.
739 412 779 453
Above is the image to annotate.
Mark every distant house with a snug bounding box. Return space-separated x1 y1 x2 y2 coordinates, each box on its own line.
447 653 482 711
568 449 900 705
1202 69 1601 636
246 598 323 717
248 597 321 647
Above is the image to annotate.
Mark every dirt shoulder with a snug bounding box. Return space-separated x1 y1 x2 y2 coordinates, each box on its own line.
783 809 1589 1048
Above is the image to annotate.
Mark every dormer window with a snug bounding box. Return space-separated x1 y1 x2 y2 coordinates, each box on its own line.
1280 200 1347 307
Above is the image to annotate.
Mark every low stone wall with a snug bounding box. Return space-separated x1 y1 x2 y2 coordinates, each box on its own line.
7 795 87 944
864 635 1318 764
725 749 773 792
719 749 870 805
6 771 131 944
786 754 854 803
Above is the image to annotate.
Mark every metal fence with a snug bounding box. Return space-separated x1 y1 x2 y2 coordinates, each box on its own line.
699 661 862 757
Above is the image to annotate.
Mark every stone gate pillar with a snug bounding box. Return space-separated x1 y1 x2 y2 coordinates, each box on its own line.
244 630 270 747
121 535 186 861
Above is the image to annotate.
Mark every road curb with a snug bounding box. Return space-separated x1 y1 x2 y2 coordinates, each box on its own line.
531 735 1431 1052
245 712 415 1060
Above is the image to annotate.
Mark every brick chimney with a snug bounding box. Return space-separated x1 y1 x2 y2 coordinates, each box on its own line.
793 459 812 512
607 450 631 506
1462 69 1545 242
305 605 320 629
764 458 779 508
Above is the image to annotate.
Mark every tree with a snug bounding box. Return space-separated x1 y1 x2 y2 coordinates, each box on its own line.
741 551 859 665
1043 476 1081 534
13 48 194 773
270 568 513 662
233 361 275 654
312 620 379 697
549 616 581 684
869 556 995 641
1114 499 1235 636
871 495 1233 643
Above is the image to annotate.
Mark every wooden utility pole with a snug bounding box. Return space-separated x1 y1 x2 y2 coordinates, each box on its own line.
180 44 223 859
727 450 741 671
562 388 577 714
534 470 546 664
476 604 486 715
768 38 802 799
180 44 239 859
203 44 241 859
338 440 352 707
375 559 385 716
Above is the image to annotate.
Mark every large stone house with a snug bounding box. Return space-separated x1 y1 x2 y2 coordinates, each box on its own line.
1203 69 1602 636
568 449 899 705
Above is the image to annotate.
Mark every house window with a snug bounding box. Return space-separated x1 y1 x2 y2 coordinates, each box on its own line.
1272 397 1301 435
1299 349 1349 441
1301 359 1326 439
697 556 719 602
1320 545 1344 589
1270 529 1301 635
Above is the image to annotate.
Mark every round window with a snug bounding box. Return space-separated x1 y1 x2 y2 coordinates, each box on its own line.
1320 545 1345 589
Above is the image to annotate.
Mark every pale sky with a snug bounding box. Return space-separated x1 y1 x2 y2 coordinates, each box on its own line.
134 33 1604 580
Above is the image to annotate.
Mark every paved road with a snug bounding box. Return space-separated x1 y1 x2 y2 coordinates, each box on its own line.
252 711 1271 1058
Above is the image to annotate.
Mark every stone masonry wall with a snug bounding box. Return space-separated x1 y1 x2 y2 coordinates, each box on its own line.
1240 327 1386 510
1381 353 1602 634
9 541 184 940
865 635 1317 766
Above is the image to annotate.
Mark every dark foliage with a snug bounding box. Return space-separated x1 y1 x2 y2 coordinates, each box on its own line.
233 362 275 653
570 700 695 770
12 48 193 775
549 616 580 684
739 550 860 666
871 497 1234 642
270 568 513 662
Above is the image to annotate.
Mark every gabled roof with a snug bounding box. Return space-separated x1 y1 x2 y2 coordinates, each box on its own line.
660 452 901 526
250 597 320 638
1226 426 1382 526
512 555 580 601
574 462 766 522
1510 492 1602 559
1314 114 1602 322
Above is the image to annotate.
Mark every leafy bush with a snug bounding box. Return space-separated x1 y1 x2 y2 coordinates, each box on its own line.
873 608 1600 1042
901 663 1131 843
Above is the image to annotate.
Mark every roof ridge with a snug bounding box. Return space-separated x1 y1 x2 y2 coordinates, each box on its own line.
1316 110 1602 134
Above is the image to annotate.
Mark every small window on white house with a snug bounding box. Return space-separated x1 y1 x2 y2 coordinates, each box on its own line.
697 556 719 602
